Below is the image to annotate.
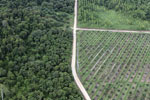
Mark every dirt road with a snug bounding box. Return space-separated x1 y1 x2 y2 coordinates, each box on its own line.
77 28 150 33
71 0 91 100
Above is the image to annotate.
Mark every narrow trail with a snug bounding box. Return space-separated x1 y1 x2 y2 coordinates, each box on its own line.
71 0 91 100
77 28 150 33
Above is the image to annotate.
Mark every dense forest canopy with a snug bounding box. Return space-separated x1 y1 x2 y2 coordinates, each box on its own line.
0 0 82 100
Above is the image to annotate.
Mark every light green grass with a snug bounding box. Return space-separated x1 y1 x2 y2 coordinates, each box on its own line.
78 5 150 30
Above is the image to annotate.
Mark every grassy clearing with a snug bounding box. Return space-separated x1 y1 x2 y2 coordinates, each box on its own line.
78 0 150 30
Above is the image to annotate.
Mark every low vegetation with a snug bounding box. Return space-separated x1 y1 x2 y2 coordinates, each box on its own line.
77 31 150 99
78 0 150 30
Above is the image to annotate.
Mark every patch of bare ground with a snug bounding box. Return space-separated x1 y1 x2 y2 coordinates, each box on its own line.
91 83 100 97
84 51 108 81
141 65 150 82
129 64 140 82
94 84 107 100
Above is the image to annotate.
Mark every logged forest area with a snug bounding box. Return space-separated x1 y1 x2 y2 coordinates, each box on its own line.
75 0 150 100
77 31 150 100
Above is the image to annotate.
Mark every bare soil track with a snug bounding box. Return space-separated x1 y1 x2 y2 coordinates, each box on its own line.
71 0 91 100
77 28 150 33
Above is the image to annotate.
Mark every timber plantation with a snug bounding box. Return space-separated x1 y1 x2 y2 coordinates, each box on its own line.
76 0 150 100
77 31 150 100
78 0 150 30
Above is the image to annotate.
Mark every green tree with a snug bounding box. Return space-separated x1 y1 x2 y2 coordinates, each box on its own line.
0 84 9 100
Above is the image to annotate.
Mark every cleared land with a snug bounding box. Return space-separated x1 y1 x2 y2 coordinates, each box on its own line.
78 0 150 30
77 31 150 100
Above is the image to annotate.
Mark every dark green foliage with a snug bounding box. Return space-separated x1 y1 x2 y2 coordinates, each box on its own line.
0 0 82 99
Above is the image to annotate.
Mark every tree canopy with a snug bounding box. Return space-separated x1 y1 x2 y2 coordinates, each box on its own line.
0 0 82 99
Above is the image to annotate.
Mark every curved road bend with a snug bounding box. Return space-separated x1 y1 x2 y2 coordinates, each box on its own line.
71 0 91 100
77 28 150 34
